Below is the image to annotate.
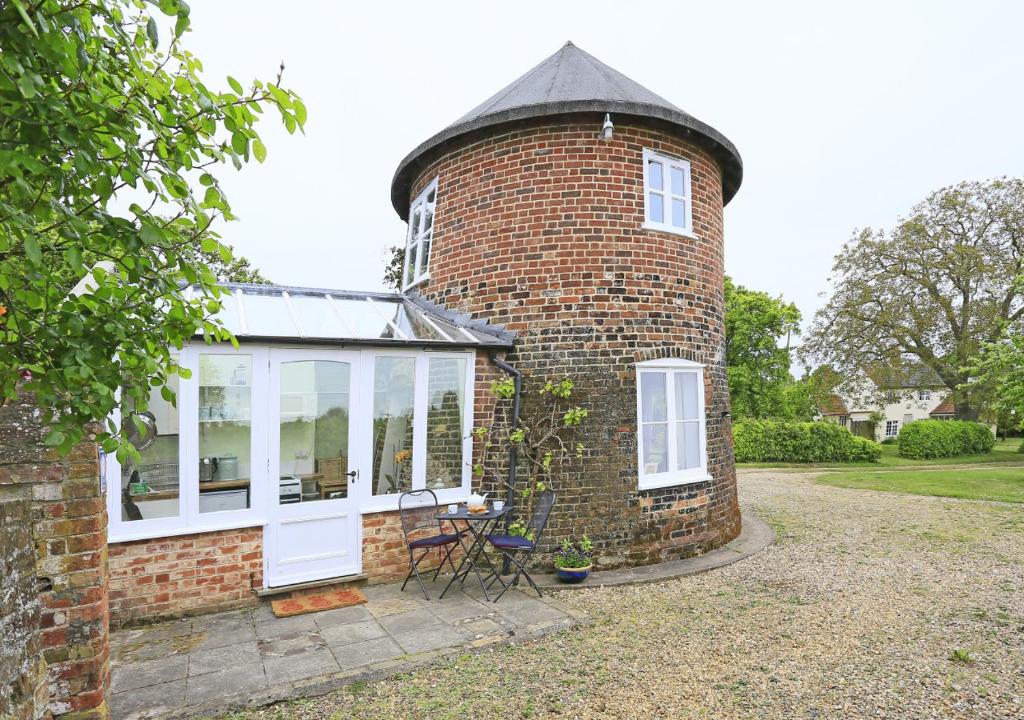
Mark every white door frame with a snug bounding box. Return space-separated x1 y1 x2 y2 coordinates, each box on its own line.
264 348 364 587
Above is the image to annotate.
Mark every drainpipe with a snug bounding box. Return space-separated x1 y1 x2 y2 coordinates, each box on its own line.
488 351 521 577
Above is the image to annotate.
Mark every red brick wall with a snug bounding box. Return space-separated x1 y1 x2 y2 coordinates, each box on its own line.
107 528 262 627
0 390 110 719
407 116 742 566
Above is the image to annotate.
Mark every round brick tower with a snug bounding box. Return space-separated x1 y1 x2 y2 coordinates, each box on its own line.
391 42 744 567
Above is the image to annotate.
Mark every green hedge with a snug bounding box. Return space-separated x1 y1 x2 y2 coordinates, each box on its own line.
733 420 882 463
897 420 995 459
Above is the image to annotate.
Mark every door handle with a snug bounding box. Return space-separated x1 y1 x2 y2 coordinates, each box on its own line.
347 469 358 482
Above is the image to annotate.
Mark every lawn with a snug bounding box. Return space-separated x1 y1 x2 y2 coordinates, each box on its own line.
817 466 1024 503
739 438 1023 472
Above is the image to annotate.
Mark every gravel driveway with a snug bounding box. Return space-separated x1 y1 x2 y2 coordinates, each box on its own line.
220 471 1023 719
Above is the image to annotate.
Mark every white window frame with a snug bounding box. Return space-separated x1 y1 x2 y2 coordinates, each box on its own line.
641 148 695 237
403 178 438 290
359 349 475 514
918 389 931 401
106 345 476 541
106 344 270 543
635 358 711 491
885 420 900 438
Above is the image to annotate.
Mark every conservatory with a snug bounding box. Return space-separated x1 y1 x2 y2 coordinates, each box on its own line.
105 283 511 588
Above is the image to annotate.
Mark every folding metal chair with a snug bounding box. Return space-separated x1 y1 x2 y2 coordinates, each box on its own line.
483 490 555 601
398 489 463 600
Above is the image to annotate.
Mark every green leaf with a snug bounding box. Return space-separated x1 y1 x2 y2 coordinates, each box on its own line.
11 0 39 38
227 76 243 94
23 235 41 264
140 223 164 246
146 17 159 49
252 138 266 163
231 132 248 155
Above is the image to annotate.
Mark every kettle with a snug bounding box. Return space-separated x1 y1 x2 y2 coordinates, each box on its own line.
467 492 488 512
199 456 219 483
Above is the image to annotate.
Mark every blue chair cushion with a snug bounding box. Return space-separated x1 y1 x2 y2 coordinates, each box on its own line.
409 533 460 549
485 534 535 551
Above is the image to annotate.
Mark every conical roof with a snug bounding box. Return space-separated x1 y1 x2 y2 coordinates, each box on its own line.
391 42 743 217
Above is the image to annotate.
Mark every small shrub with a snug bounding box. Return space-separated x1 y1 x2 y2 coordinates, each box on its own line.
554 536 593 569
733 420 882 463
880 437 898 445
897 420 995 459
948 648 975 665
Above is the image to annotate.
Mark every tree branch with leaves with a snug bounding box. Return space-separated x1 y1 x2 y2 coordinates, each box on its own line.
0 0 305 460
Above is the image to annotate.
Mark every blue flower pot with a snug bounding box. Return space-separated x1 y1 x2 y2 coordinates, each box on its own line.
555 564 592 584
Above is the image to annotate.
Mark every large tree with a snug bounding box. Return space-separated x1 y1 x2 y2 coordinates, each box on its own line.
0 0 305 458
802 178 1024 420
724 276 809 419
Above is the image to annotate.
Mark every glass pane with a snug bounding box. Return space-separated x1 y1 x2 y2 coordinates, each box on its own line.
419 235 431 277
674 371 699 420
371 356 416 496
120 374 180 521
393 303 443 341
423 205 434 233
330 298 394 339
642 423 668 475
648 193 664 223
404 247 416 286
671 198 686 228
426 358 466 490
640 372 667 422
676 422 701 470
410 207 422 239
647 159 663 190
210 292 242 335
426 186 436 204
670 166 686 196
198 355 252 513
279 361 351 504
240 292 298 337
289 294 348 339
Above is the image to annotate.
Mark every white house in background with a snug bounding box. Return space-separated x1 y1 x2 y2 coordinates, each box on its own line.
817 365 954 441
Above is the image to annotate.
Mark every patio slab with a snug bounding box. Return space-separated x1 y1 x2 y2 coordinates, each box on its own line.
109 581 580 720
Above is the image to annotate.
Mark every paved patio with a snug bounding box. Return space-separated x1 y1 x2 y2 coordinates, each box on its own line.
109 580 580 720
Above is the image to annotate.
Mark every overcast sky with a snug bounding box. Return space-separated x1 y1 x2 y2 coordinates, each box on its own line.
183 0 1024 341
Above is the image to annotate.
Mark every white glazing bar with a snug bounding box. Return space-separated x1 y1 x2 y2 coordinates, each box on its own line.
455 325 480 344
281 291 305 337
235 289 248 334
324 294 358 338
365 296 409 340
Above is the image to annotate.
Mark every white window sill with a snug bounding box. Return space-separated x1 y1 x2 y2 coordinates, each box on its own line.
638 472 713 492
109 514 267 544
360 486 470 515
642 222 699 240
402 275 430 292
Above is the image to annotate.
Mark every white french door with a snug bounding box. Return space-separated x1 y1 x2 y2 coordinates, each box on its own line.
265 349 362 587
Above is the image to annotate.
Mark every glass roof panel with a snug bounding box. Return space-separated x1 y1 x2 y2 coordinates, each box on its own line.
210 291 243 335
240 292 299 337
329 298 394 339
288 294 348 338
393 303 443 341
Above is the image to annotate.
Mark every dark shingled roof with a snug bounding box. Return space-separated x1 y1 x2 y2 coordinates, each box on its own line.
868 364 945 389
391 41 743 219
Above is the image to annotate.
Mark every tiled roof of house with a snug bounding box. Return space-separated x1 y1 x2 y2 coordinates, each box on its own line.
391 41 743 218
817 393 849 416
929 395 956 416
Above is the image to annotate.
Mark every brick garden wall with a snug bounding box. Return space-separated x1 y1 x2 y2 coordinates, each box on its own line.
0 391 110 719
107 528 262 627
407 117 742 566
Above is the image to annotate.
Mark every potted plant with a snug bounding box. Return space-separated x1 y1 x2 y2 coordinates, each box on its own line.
554 535 593 583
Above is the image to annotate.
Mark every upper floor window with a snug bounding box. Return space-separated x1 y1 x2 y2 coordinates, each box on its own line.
918 389 931 401
642 149 693 236
636 359 710 490
404 178 437 289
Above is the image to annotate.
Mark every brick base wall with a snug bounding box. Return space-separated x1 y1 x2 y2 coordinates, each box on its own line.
108 528 262 627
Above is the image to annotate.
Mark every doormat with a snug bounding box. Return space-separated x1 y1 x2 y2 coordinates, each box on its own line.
271 588 368 618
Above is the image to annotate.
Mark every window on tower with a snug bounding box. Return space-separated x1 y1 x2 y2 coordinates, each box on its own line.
403 178 438 290
642 149 693 237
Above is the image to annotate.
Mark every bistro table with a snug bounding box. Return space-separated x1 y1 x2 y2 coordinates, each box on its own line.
436 505 509 601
